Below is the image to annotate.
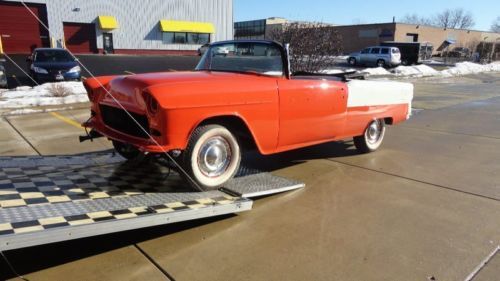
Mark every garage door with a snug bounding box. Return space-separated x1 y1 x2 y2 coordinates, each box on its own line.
0 2 49 54
63 22 98 54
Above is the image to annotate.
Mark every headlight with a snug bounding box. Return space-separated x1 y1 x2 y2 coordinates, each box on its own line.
31 66 48 74
67 66 81 73
143 91 158 115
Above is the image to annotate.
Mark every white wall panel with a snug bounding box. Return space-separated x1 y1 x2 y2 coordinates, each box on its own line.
4 0 233 50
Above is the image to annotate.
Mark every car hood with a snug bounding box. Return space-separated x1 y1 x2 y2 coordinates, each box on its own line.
33 61 78 71
349 52 361 56
103 71 278 112
121 71 254 86
109 71 271 93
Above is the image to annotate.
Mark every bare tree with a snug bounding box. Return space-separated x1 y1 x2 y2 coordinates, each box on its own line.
434 8 475 29
401 8 475 29
434 9 452 29
492 17 500 33
401 14 432 25
269 22 343 73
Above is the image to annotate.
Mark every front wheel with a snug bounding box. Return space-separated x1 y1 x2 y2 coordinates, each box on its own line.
348 57 357 66
353 119 386 153
181 124 241 191
376 59 386 68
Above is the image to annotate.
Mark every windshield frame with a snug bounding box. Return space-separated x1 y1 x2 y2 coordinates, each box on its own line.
34 49 75 63
195 41 288 78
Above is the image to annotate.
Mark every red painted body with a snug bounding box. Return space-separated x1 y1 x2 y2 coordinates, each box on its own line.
63 22 98 54
83 71 410 155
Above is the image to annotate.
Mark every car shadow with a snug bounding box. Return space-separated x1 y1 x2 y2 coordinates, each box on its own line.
0 140 358 279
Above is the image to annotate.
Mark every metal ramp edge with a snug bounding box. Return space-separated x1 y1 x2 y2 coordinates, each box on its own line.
0 153 305 251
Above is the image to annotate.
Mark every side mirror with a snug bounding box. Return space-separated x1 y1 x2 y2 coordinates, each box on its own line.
26 56 32 62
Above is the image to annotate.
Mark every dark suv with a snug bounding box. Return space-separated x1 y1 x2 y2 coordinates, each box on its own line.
27 48 81 84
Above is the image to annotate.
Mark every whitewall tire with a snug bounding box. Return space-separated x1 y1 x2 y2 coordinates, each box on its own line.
182 124 241 191
353 119 386 153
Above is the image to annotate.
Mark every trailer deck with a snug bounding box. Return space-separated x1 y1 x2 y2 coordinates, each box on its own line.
0 152 304 251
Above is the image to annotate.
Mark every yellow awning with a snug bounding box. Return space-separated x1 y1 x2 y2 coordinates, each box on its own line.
98 16 118 30
159 20 215 33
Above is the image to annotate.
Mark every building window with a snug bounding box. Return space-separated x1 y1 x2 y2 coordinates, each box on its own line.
187 33 210 44
162 32 210 44
234 20 266 38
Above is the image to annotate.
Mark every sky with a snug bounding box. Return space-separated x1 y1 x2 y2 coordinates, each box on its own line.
234 0 499 31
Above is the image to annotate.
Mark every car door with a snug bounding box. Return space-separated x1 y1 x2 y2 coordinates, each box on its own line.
276 77 347 149
369 47 381 65
380 47 390 63
359 48 371 64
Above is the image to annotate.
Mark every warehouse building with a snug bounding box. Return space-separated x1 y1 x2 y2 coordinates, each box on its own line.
236 18 500 59
333 22 500 57
0 0 233 54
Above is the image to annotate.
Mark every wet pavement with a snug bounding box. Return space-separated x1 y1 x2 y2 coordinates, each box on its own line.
1 73 499 281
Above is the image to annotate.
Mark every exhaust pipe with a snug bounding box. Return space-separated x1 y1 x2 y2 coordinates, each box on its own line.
79 129 103 142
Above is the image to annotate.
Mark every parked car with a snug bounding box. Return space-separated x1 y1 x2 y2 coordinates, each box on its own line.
82 40 413 190
27 48 81 84
197 43 210 56
348 46 401 67
380 42 433 65
0 60 7 88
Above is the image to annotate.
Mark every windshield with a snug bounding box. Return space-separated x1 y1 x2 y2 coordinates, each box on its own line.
34 50 74 63
196 42 284 76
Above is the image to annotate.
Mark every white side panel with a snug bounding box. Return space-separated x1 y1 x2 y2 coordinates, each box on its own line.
3 0 234 50
347 80 414 107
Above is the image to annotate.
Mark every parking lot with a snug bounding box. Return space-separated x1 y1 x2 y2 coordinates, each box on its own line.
0 71 498 280
2 54 200 88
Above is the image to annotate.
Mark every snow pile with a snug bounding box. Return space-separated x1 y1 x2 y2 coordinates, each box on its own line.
0 82 88 109
323 68 356 74
393 64 440 77
360 67 391 76
353 61 500 78
332 56 349 64
440 61 500 77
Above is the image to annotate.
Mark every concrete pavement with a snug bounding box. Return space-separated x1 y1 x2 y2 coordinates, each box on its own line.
1 73 499 281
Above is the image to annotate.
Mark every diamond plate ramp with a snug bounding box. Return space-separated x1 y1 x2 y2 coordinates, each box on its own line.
0 152 304 250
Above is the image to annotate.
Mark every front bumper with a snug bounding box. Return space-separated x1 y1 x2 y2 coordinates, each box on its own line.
84 117 174 154
0 76 6 88
34 72 81 83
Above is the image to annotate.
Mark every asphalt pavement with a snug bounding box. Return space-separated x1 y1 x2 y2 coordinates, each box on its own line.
2 54 201 87
0 73 499 281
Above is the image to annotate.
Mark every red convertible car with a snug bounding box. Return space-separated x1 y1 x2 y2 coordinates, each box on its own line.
82 40 413 190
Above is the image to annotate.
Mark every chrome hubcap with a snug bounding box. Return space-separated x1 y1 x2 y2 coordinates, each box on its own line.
197 136 232 178
366 121 383 144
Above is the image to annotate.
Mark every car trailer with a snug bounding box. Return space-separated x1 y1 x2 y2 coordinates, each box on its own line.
0 152 304 251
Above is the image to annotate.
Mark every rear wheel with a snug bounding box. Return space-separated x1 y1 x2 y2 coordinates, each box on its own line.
353 119 386 153
376 59 386 68
181 124 241 191
112 140 141 160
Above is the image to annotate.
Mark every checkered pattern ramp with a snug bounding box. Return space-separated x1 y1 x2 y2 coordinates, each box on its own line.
0 195 236 236
0 154 186 208
0 152 303 245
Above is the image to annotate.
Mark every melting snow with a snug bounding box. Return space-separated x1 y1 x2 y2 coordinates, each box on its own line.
0 81 88 109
